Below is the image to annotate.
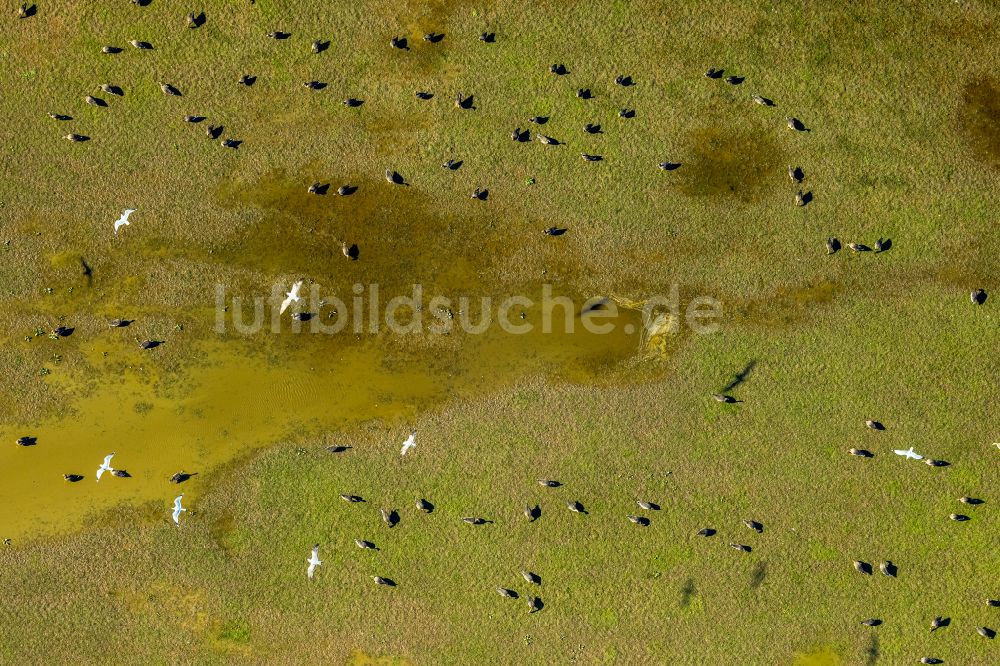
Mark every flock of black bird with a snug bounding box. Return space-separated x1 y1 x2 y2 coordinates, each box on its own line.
14 1 996 658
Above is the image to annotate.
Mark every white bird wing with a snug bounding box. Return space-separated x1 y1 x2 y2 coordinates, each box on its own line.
172 507 182 524
400 431 416 455
103 454 114 467
279 281 304 314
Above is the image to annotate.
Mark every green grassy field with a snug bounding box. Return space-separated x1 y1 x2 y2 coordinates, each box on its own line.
1 0 1000 663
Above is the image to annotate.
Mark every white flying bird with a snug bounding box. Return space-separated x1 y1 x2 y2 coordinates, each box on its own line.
96 453 115 481
280 280 304 314
893 447 923 460
306 544 322 580
113 208 136 235
171 495 186 525
400 430 416 455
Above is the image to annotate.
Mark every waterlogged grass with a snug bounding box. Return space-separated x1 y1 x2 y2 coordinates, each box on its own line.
1 0 1000 664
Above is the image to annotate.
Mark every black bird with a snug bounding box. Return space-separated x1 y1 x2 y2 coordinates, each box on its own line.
184 115 206 123
637 501 660 511
441 160 461 170
221 139 241 149
712 393 736 404
415 498 433 513
390 36 408 50
826 238 841 255
206 125 223 139
988 599 1000 607
340 494 364 503
752 95 775 106
584 123 602 134
186 11 206 28
337 185 357 196
863 419 885 430
239 75 257 86
101 45 123 54
567 501 587 514
543 227 566 236
880 561 897 577
18 3 36 18
860 619 882 627
659 162 682 171
311 40 329 54
303 81 327 90
455 92 475 109
415 91 433 100
848 448 873 457
497 587 518 598
853 560 873 575
138 340 161 349
786 117 809 132
99 84 124 97
381 508 400 527
480 32 495 43
48 113 72 121
529 116 548 124
169 471 195 484
627 515 650 526
549 63 567 75
159 83 182 97
528 597 542 613
788 165 804 182
108 319 131 328
372 576 396 586
355 539 377 550
930 616 946 632
743 520 764 533
63 474 84 482
307 183 329 195
537 479 561 487
950 513 970 521
525 504 540 521
16 436 36 447
705 68 724 78
111 469 131 478
129 40 153 50
696 528 716 537
424 32 444 43
326 445 351 453
614 74 633 86
65 133 89 142
581 154 602 162
85 96 107 108
731 543 752 553
619 108 636 118
725 75 744 85
537 134 560 146
576 88 592 99
511 128 529 142
385 169 406 185
521 571 541 584
267 31 291 40
958 496 984 505
978 627 996 639
971 288 987 305
918 659 942 665
343 97 363 106
471 188 488 201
